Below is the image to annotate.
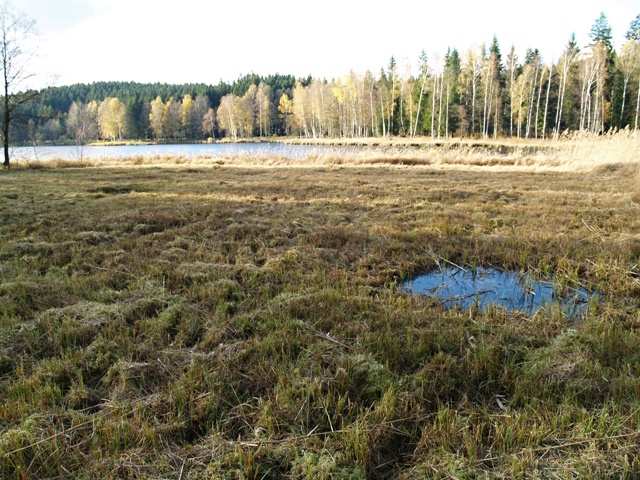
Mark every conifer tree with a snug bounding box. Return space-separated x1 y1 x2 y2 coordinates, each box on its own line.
627 14 640 41
591 12 613 50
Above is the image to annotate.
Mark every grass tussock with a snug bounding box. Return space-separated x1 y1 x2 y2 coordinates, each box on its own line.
0 157 640 478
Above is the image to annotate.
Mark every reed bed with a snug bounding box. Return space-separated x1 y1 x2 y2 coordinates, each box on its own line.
9 131 639 173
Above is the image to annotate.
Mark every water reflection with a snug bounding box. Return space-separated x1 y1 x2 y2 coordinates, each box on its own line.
402 267 595 318
9 142 362 161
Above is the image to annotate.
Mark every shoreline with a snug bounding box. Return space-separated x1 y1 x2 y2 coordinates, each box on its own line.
11 134 621 150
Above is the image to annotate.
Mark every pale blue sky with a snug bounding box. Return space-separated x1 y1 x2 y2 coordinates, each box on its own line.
20 0 639 88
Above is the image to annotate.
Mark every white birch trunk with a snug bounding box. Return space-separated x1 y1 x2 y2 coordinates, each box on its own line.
621 76 629 128
526 64 538 138
438 74 444 138
509 55 515 137
543 65 552 139
445 82 450 138
535 67 545 138
636 77 640 131
414 74 427 137
431 75 437 138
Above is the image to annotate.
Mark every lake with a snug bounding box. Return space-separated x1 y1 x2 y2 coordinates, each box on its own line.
9 142 361 161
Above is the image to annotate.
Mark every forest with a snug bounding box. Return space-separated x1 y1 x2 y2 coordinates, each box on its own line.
14 12 640 144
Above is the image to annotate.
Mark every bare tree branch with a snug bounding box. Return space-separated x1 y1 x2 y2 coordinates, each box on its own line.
0 1 37 167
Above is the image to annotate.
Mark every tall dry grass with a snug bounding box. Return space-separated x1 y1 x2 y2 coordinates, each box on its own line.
316 131 640 172
6 131 639 173
8 159 96 170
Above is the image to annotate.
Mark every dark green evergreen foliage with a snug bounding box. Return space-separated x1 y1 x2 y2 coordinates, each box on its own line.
591 12 613 49
627 14 640 40
567 33 579 55
490 36 503 68
589 15 619 126
14 75 297 143
229 73 296 97
38 82 218 113
445 49 461 76
524 48 541 65
124 97 148 139
444 49 462 134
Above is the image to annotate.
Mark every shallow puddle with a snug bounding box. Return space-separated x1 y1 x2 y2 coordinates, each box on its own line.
402 267 595 318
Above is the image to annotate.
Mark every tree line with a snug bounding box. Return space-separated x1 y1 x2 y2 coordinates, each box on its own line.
16 74 299 145
13 12 640 145
283 13 640 140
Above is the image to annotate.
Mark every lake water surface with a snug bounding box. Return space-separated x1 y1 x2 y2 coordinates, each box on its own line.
403 267 595 318
10 143 360 161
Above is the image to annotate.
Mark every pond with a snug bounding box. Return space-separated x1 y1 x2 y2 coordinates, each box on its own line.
9 142 362 161
402 267 595 318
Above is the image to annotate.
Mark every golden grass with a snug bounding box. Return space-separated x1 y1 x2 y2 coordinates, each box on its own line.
1 140 640 478
10 132 639 173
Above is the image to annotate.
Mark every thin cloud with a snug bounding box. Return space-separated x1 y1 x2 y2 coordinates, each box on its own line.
26 0 639 88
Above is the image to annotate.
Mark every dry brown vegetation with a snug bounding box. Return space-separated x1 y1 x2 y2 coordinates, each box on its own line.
1 139 640 478
14 132 639 173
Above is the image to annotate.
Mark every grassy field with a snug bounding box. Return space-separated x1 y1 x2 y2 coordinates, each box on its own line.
1 142 640 478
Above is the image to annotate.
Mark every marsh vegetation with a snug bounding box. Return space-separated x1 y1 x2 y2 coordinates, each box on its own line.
1 139 640 478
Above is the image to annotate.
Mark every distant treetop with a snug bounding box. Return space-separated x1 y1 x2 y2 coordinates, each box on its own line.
591 12 613 48
627 14 640 41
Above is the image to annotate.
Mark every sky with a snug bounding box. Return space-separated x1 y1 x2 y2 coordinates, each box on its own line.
19 0 639 89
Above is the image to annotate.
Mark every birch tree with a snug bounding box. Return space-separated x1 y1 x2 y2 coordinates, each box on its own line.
255 82 272 137
0 2 36 167
149 96 165 139
67 101 98 151
241 84 257 136
217 94 253 139
524 51 540 138
201 107 216 139
163 97 182 139
506 47 517 137
292 82 311 137
617 40 640 128
278 93 293 135
579 42 608 133
217 95 239 139
481 41 501 138
180 94 195 138
98 97 127 141
554 36 579 138
400 66 415 137
191 95 210 139
542 64 553 138
460 49 481 136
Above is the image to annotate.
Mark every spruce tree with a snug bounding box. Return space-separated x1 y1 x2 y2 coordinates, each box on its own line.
591 12 613 49
627 14 640 41
490 36 502 66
